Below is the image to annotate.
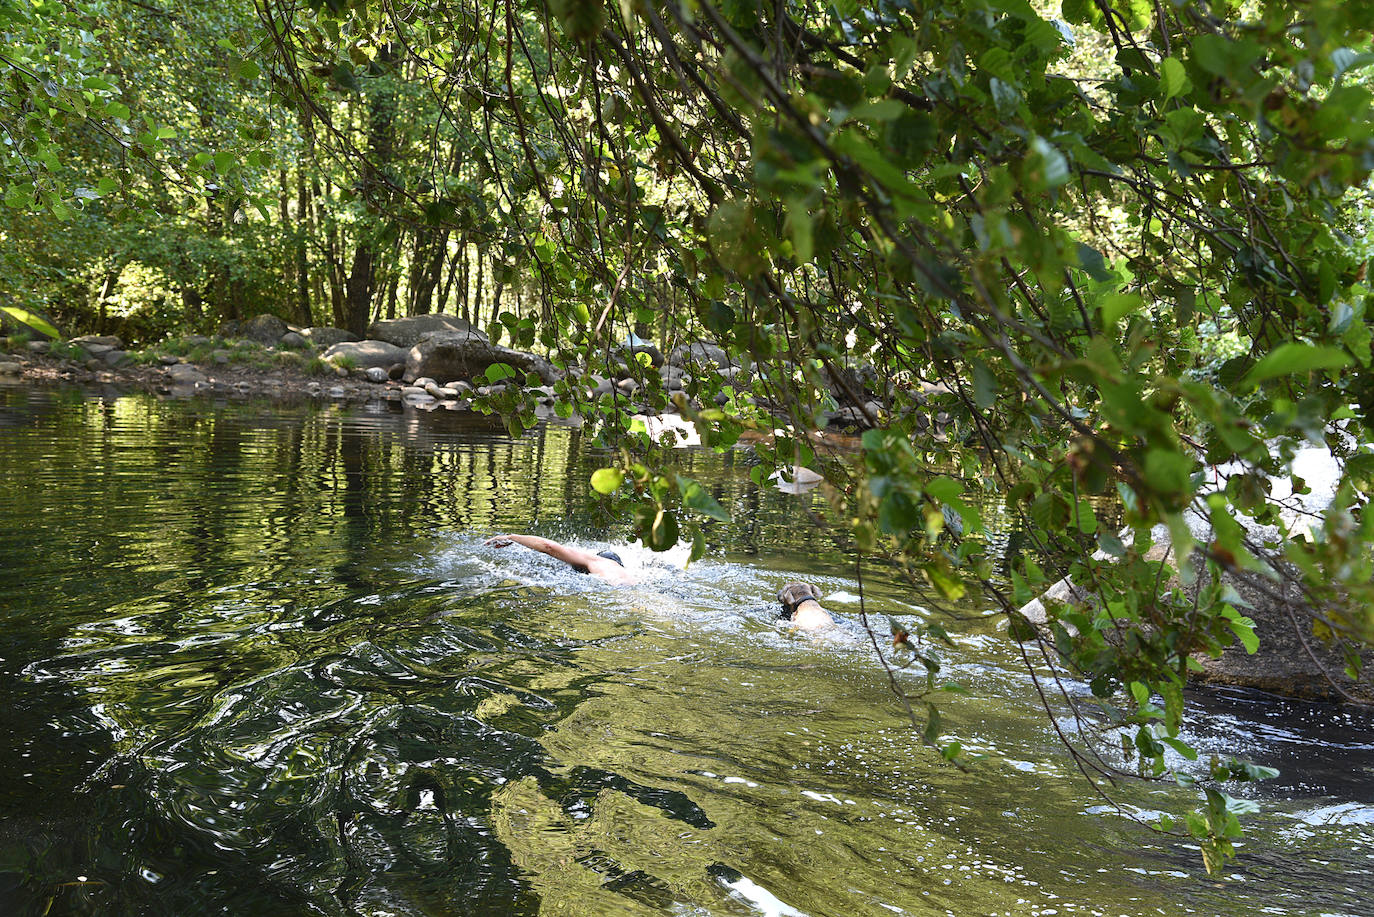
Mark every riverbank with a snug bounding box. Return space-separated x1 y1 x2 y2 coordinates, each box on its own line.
0 314 903 431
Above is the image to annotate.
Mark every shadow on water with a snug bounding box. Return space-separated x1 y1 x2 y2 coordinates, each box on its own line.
1 384 1372 916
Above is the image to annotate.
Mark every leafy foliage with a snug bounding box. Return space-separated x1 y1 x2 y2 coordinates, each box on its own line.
5 0 1374 874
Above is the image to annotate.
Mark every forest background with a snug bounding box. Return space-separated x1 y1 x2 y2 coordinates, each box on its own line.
3 0 1374 873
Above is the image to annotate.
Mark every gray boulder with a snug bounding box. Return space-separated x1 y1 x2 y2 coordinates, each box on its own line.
0 361 22 375
279 331 309 349
71 334 123 349
83 343 115 356
1190 563 1374 702
669 342 730 369
364 366 389 383
303 326 358 347
242 314 288 344
405 332 558 385
27 340 50 355
166 363 206 385
1018 444 1374 703
322 340 408 370
102 350 130 367
368 314 488 349
618 342 665 369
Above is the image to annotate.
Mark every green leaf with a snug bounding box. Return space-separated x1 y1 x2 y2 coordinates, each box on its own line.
1073 497 1097 534
848 99 906 122
0 306 60 339
213 151 235 174
1026 137 1070 189
925 476 963 503
484 362 518 382
971 359 996 409
1161 737 1199 761
1236 344 1351 389
1221 607 1259 654
1159 57 1190 101
637 504 679 551
688 527 707 564
1075 242 1112 281
679 477 731 522
1100 292 1142 329
590 468 624 494
923 702 942 744
786 198 813 264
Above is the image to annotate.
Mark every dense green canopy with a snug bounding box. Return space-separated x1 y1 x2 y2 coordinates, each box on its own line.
4 0 1374 871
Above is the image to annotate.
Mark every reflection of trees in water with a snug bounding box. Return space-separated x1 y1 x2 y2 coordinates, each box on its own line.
0 392 887 913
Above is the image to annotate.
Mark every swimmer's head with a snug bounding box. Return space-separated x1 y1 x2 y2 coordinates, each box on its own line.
572 549 625 574
777 582 822 619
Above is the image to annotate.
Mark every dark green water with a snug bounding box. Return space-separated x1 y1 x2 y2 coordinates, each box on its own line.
0 385 1370 917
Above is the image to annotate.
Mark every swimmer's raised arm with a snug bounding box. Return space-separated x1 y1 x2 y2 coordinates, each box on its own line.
486 534 601 569
485 534 639 584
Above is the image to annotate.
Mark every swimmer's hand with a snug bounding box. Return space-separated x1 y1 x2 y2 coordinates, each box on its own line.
485 536 514 548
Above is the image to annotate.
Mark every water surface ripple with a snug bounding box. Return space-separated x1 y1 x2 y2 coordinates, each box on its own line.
0 386 1370 916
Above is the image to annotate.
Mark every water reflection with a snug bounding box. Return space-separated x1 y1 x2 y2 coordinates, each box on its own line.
0 384 1371 916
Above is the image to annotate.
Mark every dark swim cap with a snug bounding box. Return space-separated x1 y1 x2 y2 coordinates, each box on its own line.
596 550 624 566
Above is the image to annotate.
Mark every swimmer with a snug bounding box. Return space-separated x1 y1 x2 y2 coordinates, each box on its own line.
484 534 640 585
777 582 836 630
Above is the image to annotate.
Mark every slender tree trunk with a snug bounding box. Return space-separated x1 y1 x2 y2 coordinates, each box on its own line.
293 168 312 326
458 251 470 323
93 260 124 335
341 44 398 335
473 256 485 327
438 244 463 315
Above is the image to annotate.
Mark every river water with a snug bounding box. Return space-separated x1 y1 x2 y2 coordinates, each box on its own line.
0 385 1370 916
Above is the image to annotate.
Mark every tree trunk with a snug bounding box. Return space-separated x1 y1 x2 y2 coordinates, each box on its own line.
93 260 125 335
293 167 312 326
340 44 398 335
